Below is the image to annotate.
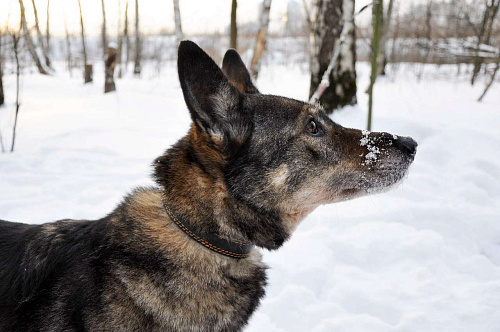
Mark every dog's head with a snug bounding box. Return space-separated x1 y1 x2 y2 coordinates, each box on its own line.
159 41 416 247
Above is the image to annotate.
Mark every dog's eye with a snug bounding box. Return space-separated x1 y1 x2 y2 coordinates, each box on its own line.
306 119 319 135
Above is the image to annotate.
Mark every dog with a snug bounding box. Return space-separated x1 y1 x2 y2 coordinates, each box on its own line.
0 41 417 331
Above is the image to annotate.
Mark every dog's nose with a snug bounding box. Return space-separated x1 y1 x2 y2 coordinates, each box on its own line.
394 136 418 156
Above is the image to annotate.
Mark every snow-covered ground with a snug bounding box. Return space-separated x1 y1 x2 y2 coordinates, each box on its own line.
1 60 499 332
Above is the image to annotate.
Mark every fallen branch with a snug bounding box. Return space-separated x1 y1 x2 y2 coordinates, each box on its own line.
309 20 350 104
309 3 368 104
478 47 500 102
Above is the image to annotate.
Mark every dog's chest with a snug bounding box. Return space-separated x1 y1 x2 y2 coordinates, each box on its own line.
109 255 267 332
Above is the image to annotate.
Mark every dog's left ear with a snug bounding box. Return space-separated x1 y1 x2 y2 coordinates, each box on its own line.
178 41 250 148
222 49 260 94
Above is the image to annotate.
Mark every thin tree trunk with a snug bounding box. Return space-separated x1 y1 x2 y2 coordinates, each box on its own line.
117 0 123 78
471 0 500 85
133 0 141 75
367 0 383 131
31 0 51 68
105 46 117 93
78 0 93 83
377 0 394 76
101 0 107 57
11 33 21 153
18 0 49 75
0 29 4 106
417 0 432 81
0 124 4 152
388 1 399 68
46 0 50 56
0 29 5 151
63 14 72 76
173 0 183 44
373 0 384 74
230 0 237 49
124 0 130 70
249 0 272 79
309 0 356 112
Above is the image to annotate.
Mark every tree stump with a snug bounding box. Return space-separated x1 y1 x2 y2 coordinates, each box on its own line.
84 64 93 84
105 45 117 93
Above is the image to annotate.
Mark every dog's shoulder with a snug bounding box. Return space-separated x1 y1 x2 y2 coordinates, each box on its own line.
0 216 109 307
0 220 40 305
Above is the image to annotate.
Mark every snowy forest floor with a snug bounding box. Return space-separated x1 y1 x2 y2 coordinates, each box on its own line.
0 61 499 332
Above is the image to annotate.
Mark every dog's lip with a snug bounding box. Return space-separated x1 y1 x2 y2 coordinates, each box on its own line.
339 188 361 198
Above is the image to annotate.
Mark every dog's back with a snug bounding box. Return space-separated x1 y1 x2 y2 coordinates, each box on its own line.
0 218 110 331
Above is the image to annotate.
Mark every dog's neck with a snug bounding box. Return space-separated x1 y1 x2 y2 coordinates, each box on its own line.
154 129 290 250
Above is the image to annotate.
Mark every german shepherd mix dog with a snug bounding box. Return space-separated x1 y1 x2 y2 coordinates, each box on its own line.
0 41 417 331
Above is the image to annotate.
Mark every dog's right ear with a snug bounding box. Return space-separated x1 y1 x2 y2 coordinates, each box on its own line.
222 49 260 94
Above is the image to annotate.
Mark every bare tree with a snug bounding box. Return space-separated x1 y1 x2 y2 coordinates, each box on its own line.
124 0 130 69
77 0 93 83
377 0 395 76
249 0 272 79
173 0 183 44
417 0 433 80
367 0 383 131
0 29 4 106
388 1 400 70
101 0 108 57
133 0 141 75
230 0 237 49
30 0 51 68
105 45 117 93
63 14 73 76
309 0 357 112
10 29 22 152
117 0 124 78
46 0 50 56
18 0 49 75
0 29 5 151
61 0 73 76
471 0 500 85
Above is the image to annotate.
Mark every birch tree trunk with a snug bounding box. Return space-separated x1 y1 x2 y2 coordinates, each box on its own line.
471 0 500 85
101 0 108 57
133 0 141 75
249 0 272 79
46 0 50 56
230 0 237 49
117 0 124 78
11 32 22 152
377 0 394 76
173 0 183 44
63 15 73 76
18 0 49 75
0 29 4 106
367 0 383 131
124 0 130 73
30 0 51 68
309 0 356 113
78 0 93 83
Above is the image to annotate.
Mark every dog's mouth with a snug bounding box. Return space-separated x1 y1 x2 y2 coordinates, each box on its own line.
334 157 414 202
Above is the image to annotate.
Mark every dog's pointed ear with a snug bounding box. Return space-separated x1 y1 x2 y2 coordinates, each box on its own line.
178 41 250 148
222 49 260 94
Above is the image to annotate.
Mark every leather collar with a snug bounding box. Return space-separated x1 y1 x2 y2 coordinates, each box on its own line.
162 201 254 259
